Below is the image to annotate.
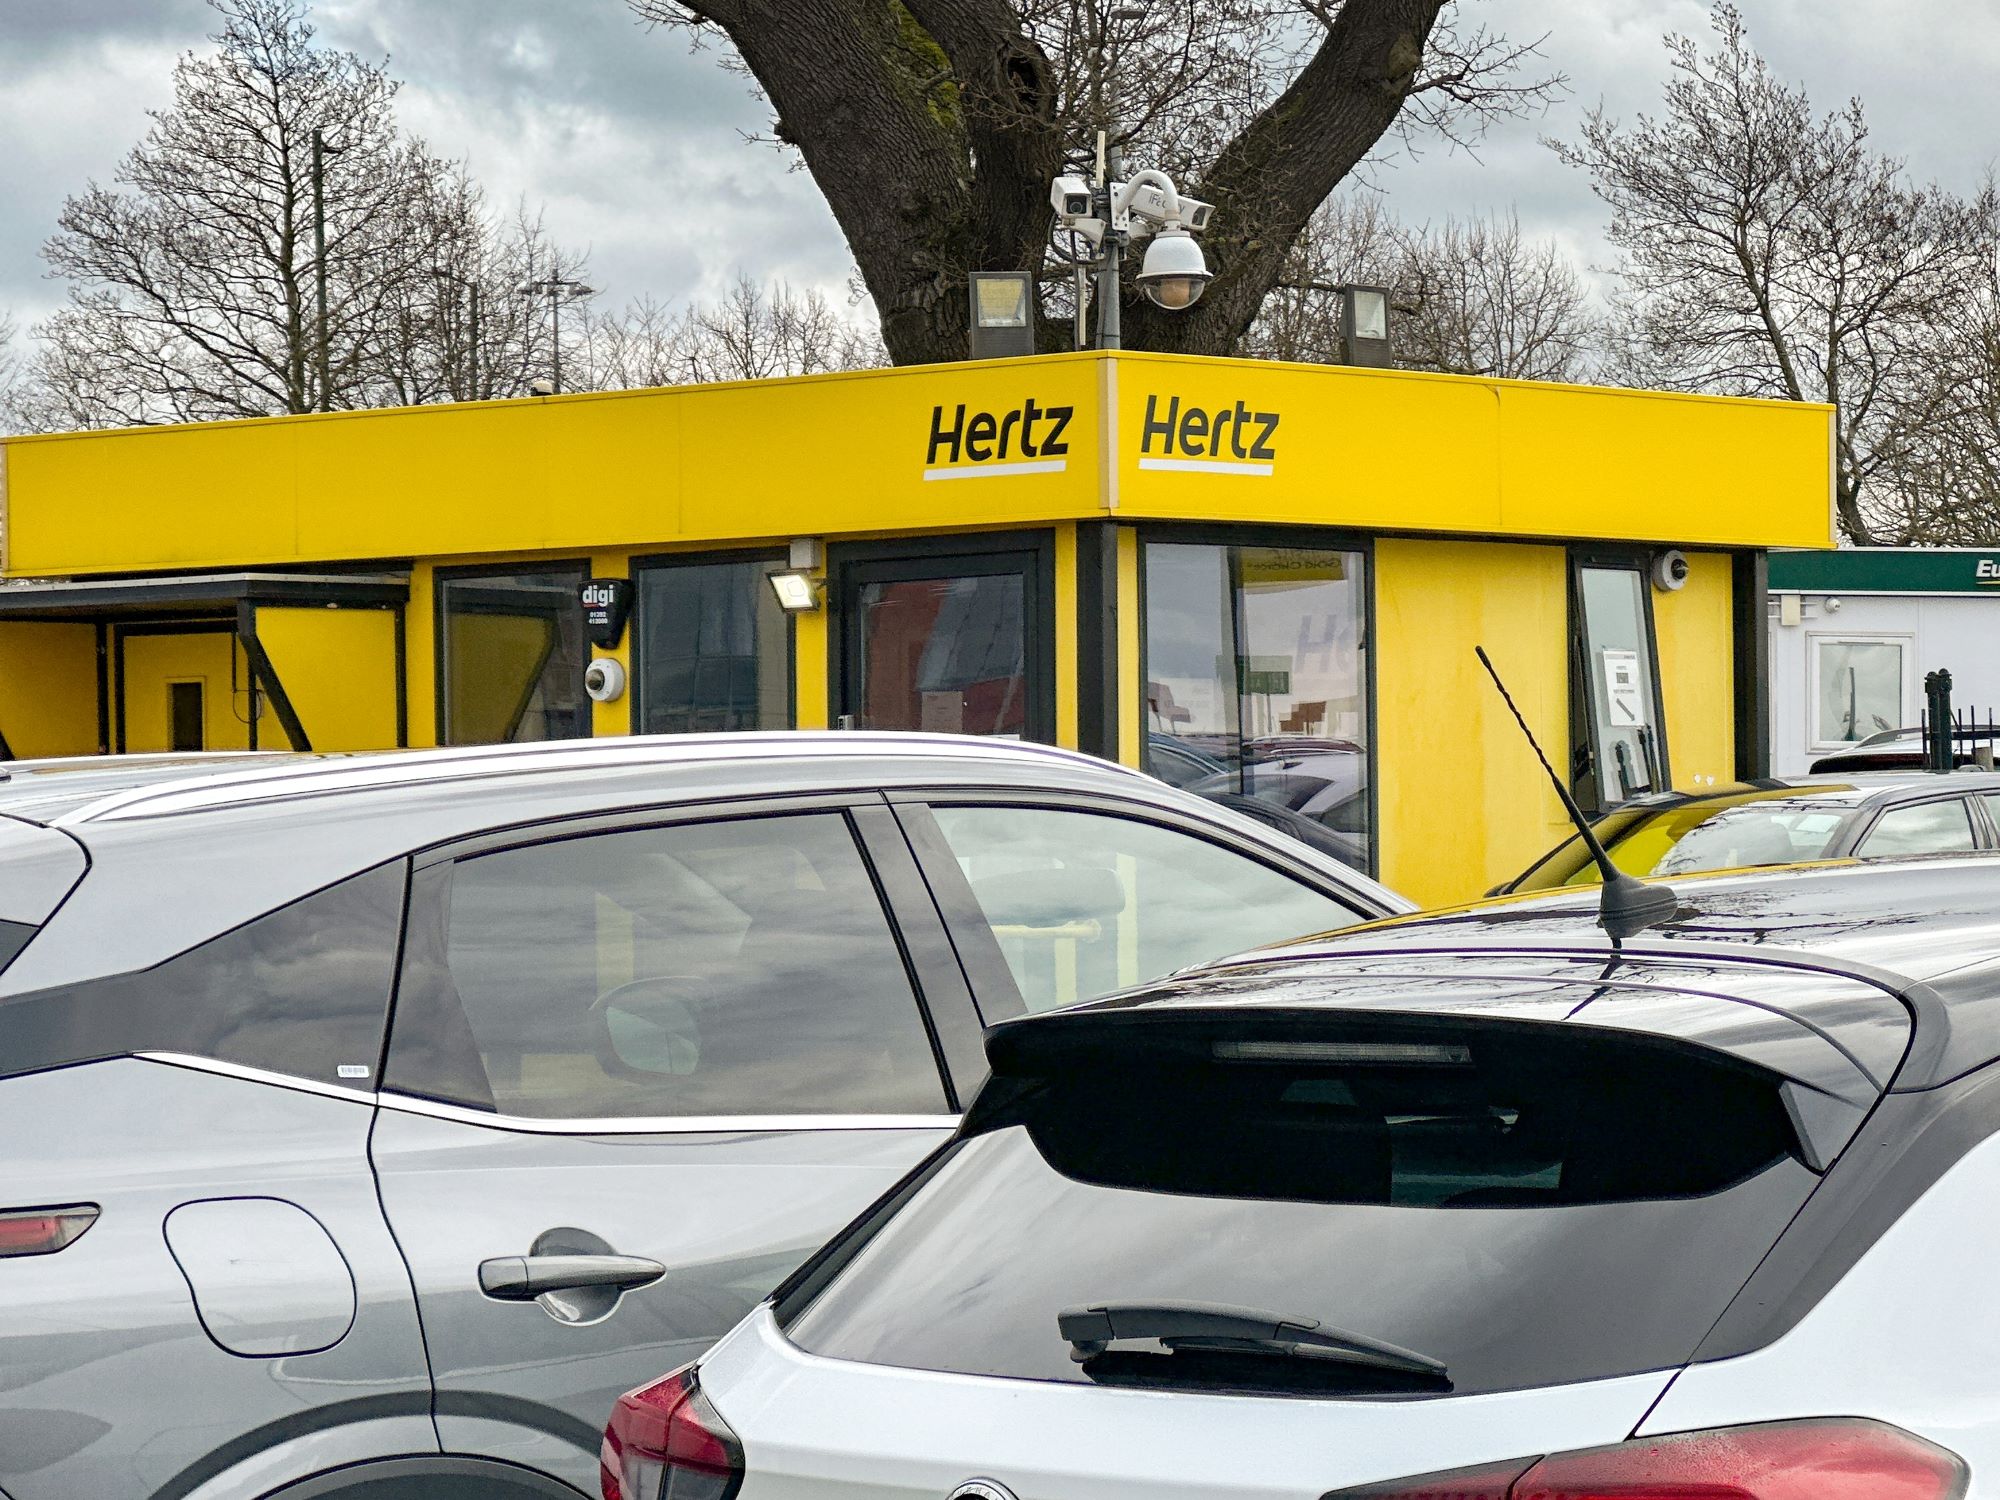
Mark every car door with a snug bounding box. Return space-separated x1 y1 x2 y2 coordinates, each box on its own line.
890 792 1382 1020
367 796 973 1493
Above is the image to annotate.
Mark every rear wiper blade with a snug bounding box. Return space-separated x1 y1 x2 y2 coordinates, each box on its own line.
1058 1301 1448 1381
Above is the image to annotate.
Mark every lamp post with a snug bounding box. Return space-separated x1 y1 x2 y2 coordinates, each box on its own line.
430 268 483 399
310 128 346 412
519 275 595 394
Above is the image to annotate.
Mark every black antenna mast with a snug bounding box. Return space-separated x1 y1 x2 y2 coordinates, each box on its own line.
1475 646 1680 942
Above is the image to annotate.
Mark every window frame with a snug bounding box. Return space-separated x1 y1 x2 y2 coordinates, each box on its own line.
432 558 590 747
828 530 1057 744
1848 790 1995 859
1806 631 1914 752
1134 523 1379 876
888 787 1386 1026
630 547 797 736
1568 549 1673 814
381 792 978 1130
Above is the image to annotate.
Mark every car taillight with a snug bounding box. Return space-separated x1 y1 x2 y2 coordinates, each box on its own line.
0 1205 98 1257
1330 1419 1968 1500
601 1364 744 1500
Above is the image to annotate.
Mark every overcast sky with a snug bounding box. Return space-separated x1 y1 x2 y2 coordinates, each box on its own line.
2 0 1995 336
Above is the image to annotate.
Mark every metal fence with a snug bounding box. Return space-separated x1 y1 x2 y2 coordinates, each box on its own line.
1921 670 2000 771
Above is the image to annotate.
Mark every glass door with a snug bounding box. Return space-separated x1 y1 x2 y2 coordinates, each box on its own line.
836 539 1053 742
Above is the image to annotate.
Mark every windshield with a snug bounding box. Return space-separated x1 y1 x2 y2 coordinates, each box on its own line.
1514 788 1859 891
783 1019 1817 1397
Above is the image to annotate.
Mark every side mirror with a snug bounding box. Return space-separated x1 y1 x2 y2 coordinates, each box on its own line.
591 978 701 1079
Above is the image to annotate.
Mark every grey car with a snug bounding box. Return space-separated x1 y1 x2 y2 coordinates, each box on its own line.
0 733 1404 1500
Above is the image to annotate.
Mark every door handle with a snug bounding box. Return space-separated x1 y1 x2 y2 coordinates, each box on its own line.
479 1253 666 1302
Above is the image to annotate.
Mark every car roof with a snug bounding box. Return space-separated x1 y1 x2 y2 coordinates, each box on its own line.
0 733 1409 998
1032 856 2000 1094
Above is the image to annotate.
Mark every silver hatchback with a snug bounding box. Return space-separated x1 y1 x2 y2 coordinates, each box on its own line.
0 734 1404 1500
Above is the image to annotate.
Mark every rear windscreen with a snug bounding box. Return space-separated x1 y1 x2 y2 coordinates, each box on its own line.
783 1025 1820 1396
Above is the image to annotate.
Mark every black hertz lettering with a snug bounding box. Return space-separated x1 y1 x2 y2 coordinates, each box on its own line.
1140 394 1279 462
927 399 1073 467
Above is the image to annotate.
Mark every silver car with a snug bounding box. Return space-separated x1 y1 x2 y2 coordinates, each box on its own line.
0 734 1403 1500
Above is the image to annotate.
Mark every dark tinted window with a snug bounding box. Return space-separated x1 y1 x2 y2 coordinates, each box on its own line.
0 919 33 974
0 865 405 1086
637 558 793 734
785 1024 1815 1395
1856 799 1977 858
385 813 948 1119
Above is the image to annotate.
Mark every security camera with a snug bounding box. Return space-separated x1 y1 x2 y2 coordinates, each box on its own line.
527 376 556 397
1177 196 1216 232
1051 175 1094 221
1652 549 1690 593
584 657 626 703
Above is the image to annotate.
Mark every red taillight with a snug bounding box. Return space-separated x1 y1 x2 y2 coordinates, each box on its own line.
0 1205 98 1257
1331 1420 1968 1500
600 1364 744 1500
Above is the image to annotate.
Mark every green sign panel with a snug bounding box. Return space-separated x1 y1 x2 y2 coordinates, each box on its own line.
1767 549 2000 595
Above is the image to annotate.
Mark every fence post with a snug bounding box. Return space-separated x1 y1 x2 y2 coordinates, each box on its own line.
1925 670 1955 772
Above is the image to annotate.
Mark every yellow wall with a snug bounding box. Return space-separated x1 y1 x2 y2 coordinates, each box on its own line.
254 605 401 751
0 622 99 757
120 630 255 752
588 553 633 739
406 562 438 747
1374 539 1574 906
1654 550 1738 789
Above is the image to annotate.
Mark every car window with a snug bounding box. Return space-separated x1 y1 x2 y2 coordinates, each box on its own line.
385 813 948 1120
0 864 405 1088
1855 799 1977 859
1645 803 1851 877
926 805 1361 1014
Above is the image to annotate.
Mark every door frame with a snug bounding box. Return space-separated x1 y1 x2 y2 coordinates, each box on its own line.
827 530 1057 744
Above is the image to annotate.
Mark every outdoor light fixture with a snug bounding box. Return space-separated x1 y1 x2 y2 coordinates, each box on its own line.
968 271 1035 360
1136 226 1211 310
767 571 820 614
1339 285 1393 368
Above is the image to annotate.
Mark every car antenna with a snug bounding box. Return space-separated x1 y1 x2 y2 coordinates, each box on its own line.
1474 646 1679 942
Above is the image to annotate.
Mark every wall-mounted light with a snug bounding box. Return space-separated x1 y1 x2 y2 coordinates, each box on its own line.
769 537 825 613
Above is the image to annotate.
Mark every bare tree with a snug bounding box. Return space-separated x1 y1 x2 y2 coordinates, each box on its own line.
1243 195 1597 379
577 277 886 391
1554 3 1995 543
629 0 1561 364
30 0 586 427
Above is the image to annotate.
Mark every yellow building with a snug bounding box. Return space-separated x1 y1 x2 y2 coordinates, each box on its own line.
0 351 1832 904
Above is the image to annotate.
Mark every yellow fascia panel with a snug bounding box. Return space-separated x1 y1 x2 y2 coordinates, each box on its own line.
3 356 1103 577
1111 354 1835 550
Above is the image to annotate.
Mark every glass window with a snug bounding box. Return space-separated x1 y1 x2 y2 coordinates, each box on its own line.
1141 543 1370 868
855 573 1028 736
388 814 947 1120
636 558 793 734
784 1023 1814 1397
1815 639 1905 746
1855 799 1977 858
438 567 589 745
928 805 1361 1013
0 865 406 1087
1574 563 1665 810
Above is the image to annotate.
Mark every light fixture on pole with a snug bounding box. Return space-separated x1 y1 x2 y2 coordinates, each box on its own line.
310 127 347 413
768 537 825 615
518 275 596 394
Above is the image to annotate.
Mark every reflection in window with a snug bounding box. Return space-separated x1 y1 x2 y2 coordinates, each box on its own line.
638 559 793 734
438 568 589 745
1573 564 1664 810
1816 639 1904 746
422 815 946 1119
1141 543 1370 869
929 805 1361 1014
1854 800 1976 858
857 574 1027 736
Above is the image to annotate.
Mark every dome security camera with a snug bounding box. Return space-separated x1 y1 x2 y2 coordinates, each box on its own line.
584 657 626 703
1652 549 1690 593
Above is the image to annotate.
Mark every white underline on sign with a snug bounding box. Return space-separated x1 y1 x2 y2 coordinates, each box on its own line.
922 460 1069 481
1138 457 1275 476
